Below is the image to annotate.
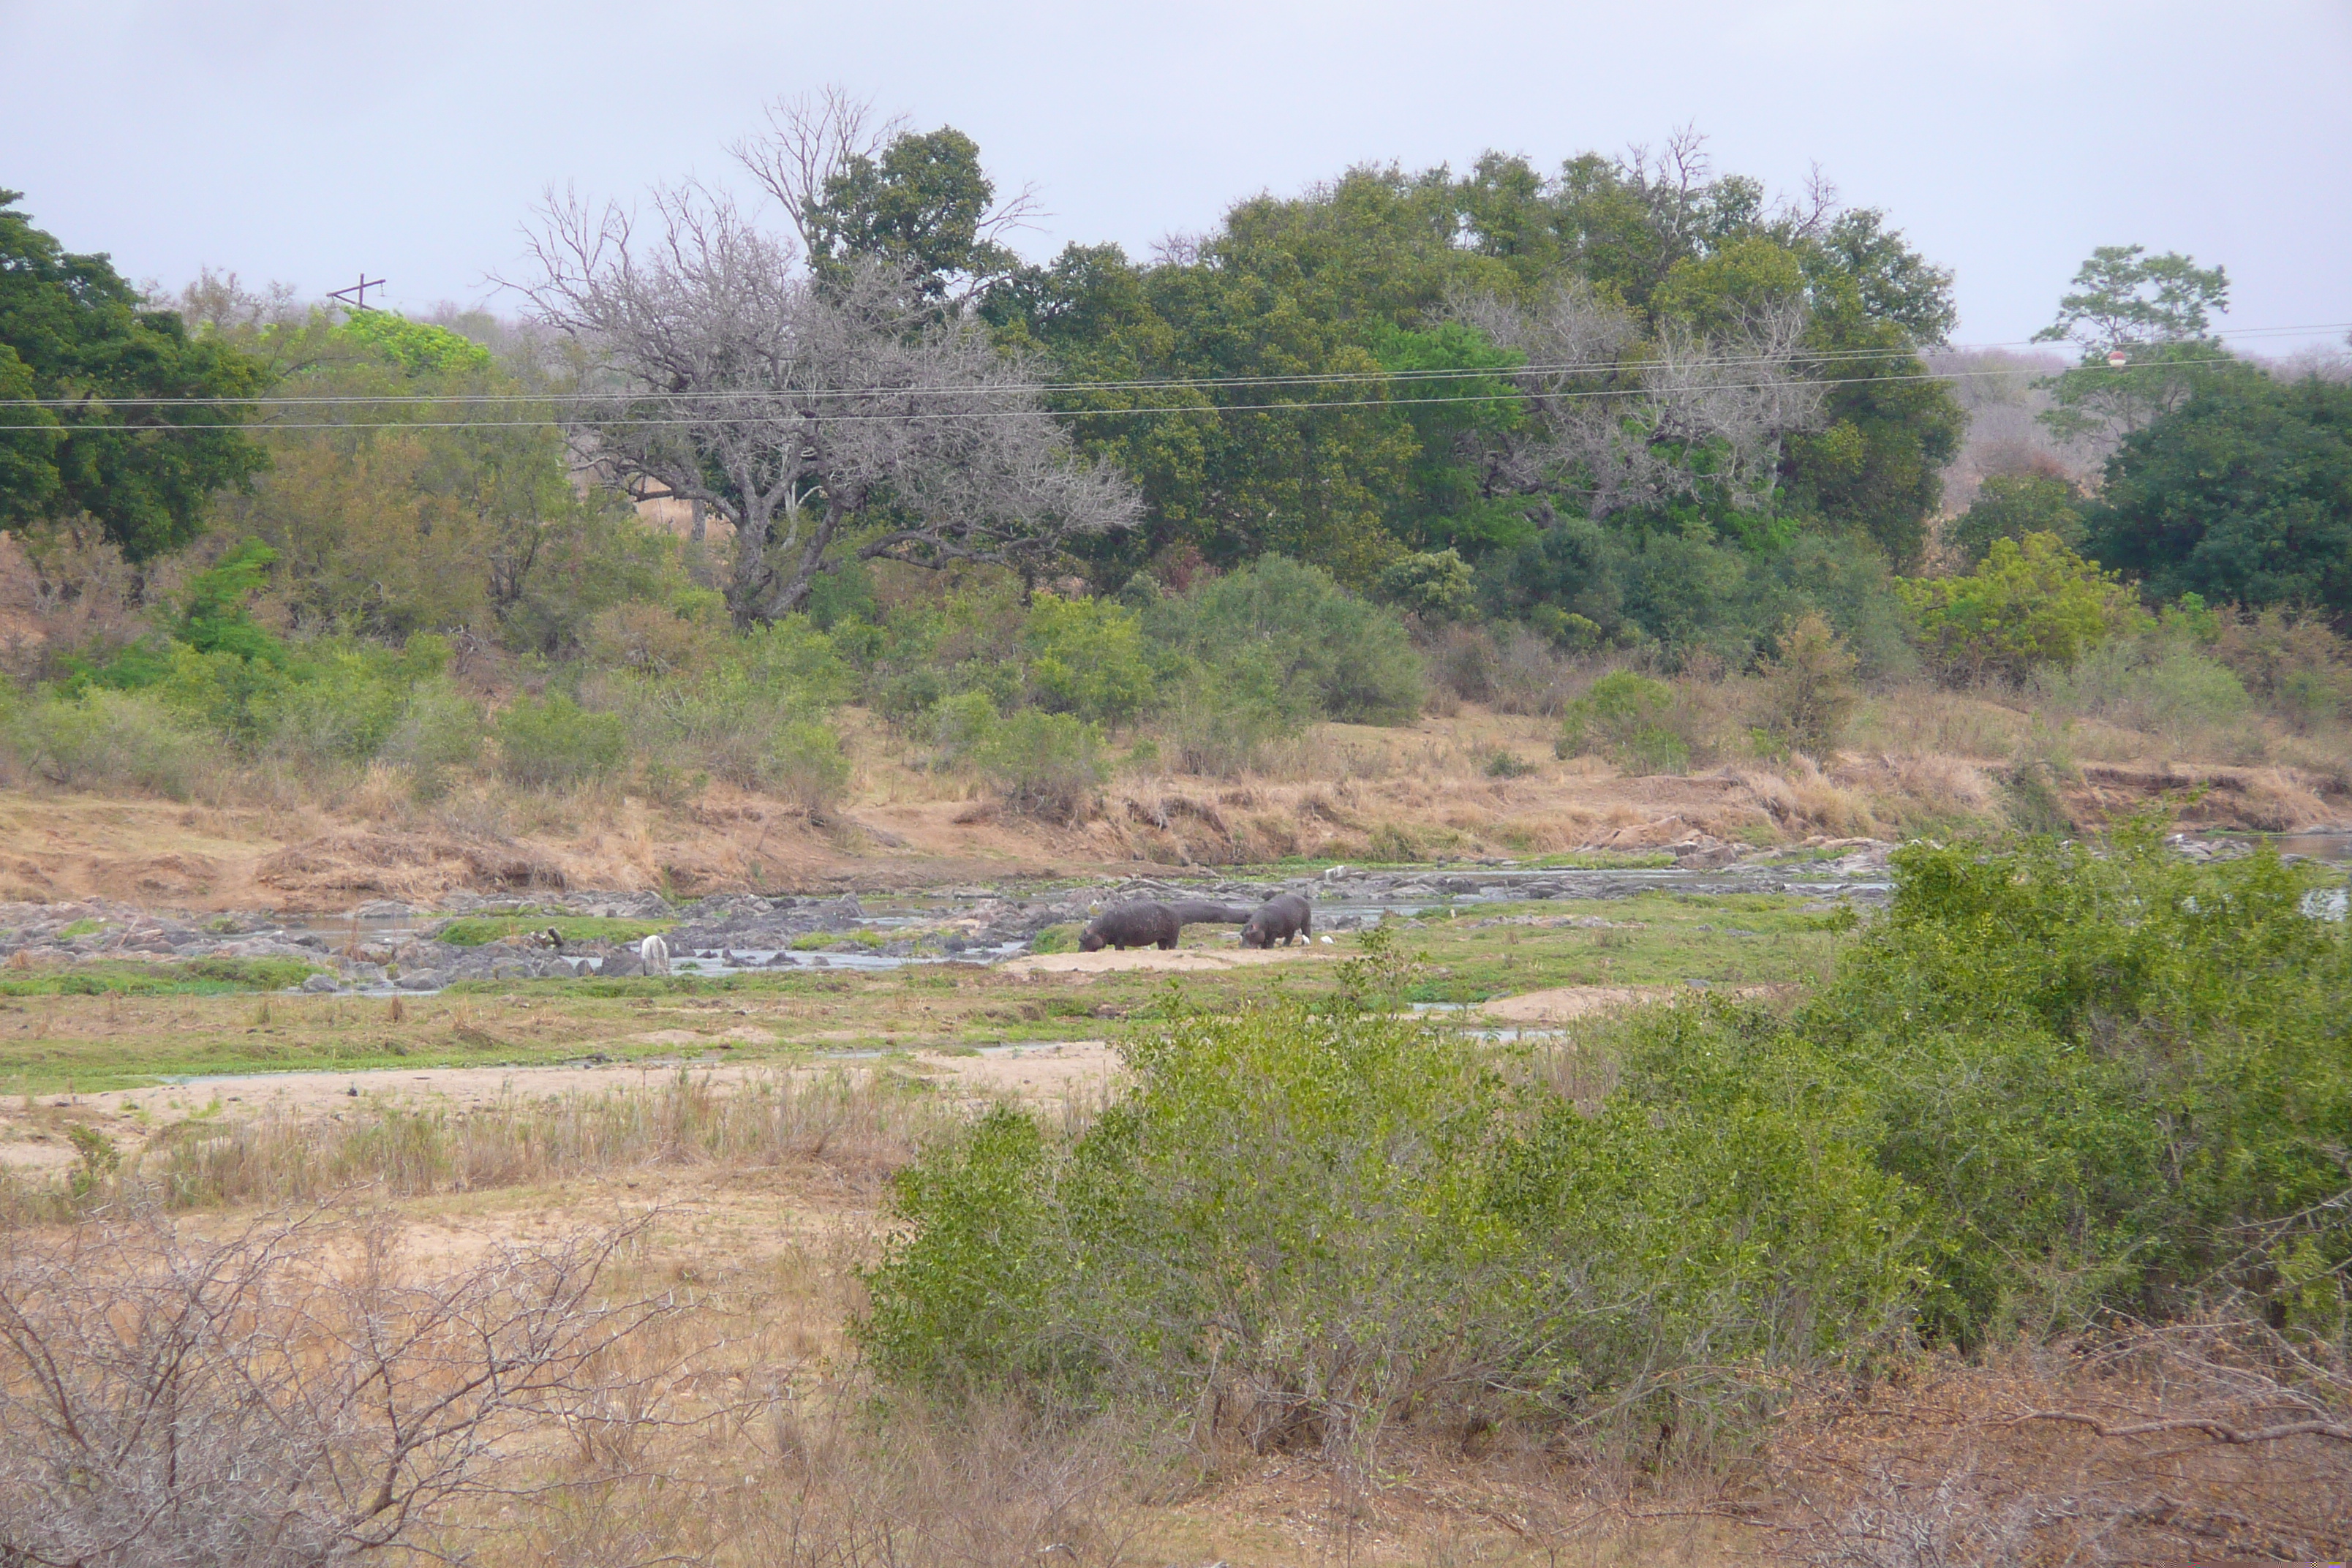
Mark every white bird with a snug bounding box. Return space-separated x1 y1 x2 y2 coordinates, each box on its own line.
639 933 671 976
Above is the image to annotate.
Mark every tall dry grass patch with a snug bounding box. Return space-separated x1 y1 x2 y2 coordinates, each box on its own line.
1 1070 952 1224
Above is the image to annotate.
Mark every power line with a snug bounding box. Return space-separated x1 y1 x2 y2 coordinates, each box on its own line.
1 322 2343 413
0 355 2264 434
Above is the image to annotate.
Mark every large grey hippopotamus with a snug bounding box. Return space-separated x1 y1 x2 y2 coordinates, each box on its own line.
1079 901 1181 951
1164 900 1253 929
1238 892 1313 948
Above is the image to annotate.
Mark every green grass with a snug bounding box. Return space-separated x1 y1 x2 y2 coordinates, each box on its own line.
0 958 323 998
0 895 1863 1092
789 928 888 951
432 914 675 947
53 919 106 940
1030 923 1082 954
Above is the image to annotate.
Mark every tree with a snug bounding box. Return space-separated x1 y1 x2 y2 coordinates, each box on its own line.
0 191 269 559
1898 532 2145 683
2087 374 2352 622
196 297 624 646
1948 473 2084 565
2035 244 2238 440
1452 279 1825 522
521 187 1137 627
734 88 1037 306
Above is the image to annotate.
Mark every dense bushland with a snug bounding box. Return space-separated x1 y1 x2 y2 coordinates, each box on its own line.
860 827 2351 1448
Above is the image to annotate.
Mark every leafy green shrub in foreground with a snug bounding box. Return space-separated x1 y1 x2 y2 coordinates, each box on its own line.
859 939 1917 1447
862 824 2352 1442
1627 823 2352 1341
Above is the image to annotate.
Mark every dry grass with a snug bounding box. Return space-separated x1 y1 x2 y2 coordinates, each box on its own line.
2 1069 952 1225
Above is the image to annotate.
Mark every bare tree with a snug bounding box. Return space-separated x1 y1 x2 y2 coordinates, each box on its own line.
729 87 908 266
1450 282 1825 519
519 186 1136 627
0 1207 676 1566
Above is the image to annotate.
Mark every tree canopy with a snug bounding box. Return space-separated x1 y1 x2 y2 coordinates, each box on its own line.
0 191 270 559
2088 374 2352 622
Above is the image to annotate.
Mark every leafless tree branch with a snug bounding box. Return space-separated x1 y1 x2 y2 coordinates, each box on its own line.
515 184 1136 625
0 1206 680 1567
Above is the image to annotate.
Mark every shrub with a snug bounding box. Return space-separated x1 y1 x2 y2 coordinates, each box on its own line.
2213 606 2352 731
1425 622 1499 705
494 693 626 786
975 710 1108 823
862 951 1919 1444
1898 532 2146 684
1486 626 1581 715
2 689 229 799
381 677 483 796
1158 664 1293 778
1755 612 1860 759
926 691 1001 772
1147 557 1424 725
1019 592 1153 725
1376 548 1476 620
764 719 851 813
2038 633 2250 743
1557 671 1700 774
1947 474 2084 566
1639 824 2352 1341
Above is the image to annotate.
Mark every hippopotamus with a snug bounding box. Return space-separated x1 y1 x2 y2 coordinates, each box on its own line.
1238 892 1313 948
1078 901 1180 951
1164 900 1253 929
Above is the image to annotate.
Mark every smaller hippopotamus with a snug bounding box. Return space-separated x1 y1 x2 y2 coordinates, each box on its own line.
1164 900 1253 929
1238 892 1313 948
1079 901 1180 951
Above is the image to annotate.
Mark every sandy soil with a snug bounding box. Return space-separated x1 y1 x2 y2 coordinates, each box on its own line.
1475 984 1683 1022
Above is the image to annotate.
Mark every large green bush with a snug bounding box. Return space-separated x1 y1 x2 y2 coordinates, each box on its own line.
860 941 1920 1446
1898 532 2145 683
862 825 2352 1444
1556 671 1711 774
1147 557 1425 725
1020 592 1155 725
1633 825 2352 1341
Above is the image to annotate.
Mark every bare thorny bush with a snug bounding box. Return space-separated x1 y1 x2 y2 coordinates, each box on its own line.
1776 1322 2352 1568
0 1206 688 1566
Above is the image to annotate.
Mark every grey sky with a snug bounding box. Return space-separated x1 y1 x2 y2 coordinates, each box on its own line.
5 0 2348 353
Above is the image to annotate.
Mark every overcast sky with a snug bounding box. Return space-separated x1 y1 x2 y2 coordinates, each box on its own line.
5 0 2348 353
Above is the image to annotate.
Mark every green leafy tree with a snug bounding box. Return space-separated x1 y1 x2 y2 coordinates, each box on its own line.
802 126 1026 301
1948 474 2084 565
2034 244 2236 440
1899 532 2145 682
2087 374 2352 621
0 191 269 558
